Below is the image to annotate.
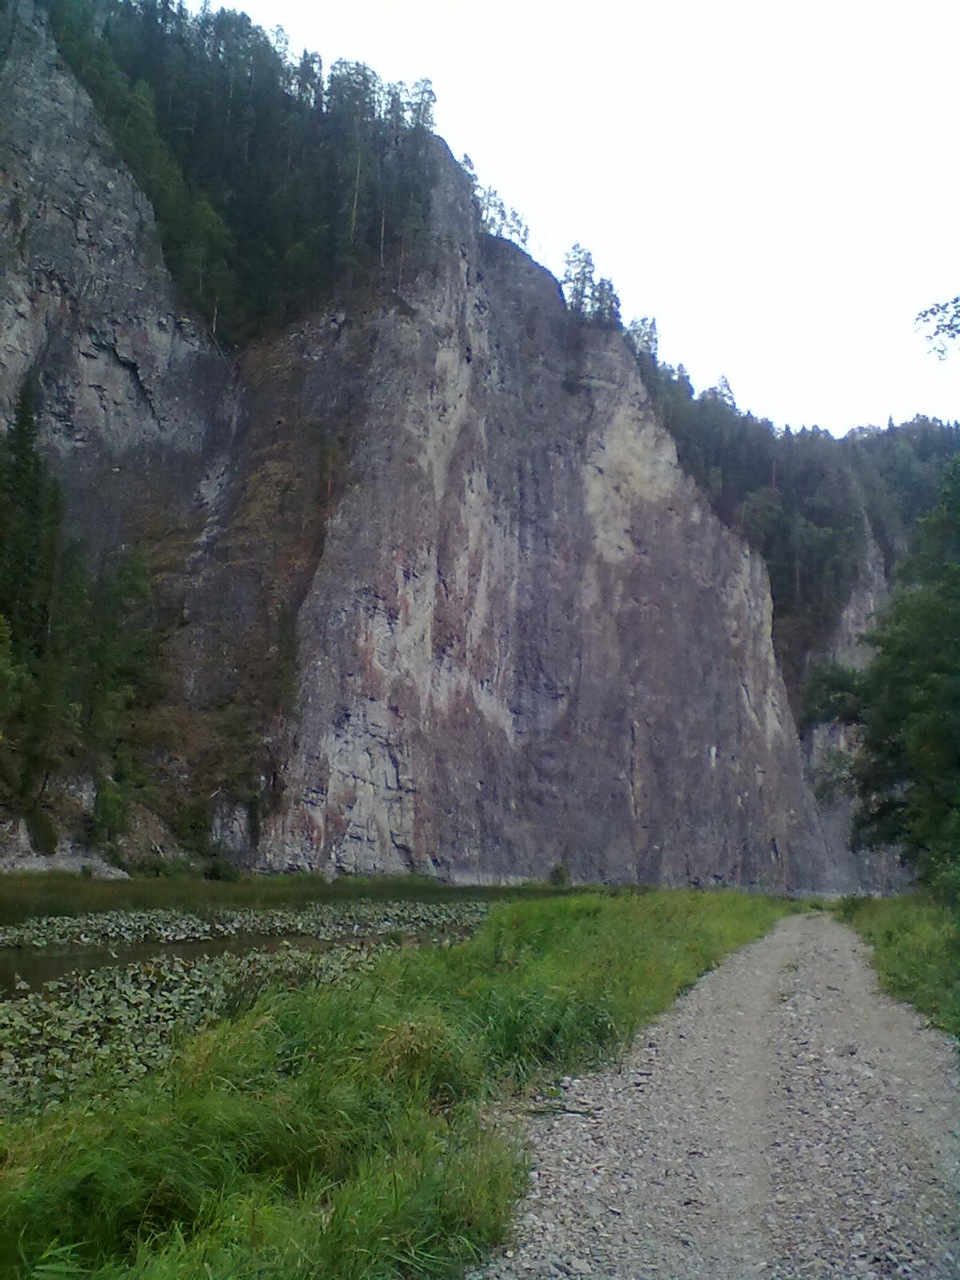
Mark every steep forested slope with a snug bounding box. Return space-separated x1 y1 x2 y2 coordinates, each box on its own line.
44 0 438 340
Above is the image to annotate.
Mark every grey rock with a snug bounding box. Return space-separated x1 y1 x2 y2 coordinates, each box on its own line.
0 0 903 892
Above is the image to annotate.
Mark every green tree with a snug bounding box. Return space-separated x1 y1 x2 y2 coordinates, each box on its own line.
475 184 530 247
627 316 658 361
0 389 160 849
917 295 960 357
807 458 960 902
562 244 621 327
562 243 595 316
45 0 438 338
591 276 621 329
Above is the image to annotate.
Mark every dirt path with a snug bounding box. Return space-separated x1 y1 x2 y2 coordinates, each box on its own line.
468 913 960 1280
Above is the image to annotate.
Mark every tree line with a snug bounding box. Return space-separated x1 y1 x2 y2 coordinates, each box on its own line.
0 390 158 853
44 0 438 340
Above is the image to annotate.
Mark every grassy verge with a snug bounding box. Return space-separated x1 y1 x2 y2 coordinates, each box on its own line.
0 890 794 1280
836 891 960 1037
0 903 489 1117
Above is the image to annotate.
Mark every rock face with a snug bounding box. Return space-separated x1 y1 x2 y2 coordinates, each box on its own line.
0 0 234 557
0 0 882 891
803 533 910 892
823 533 888 669
253 225 839 893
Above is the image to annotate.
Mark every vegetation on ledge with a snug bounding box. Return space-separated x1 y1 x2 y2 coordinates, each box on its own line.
804 458 960 905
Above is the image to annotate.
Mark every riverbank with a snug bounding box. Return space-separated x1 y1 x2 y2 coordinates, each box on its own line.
0 890 792 1279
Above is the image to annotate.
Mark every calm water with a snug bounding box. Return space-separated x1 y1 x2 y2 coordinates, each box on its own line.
0 932 346 996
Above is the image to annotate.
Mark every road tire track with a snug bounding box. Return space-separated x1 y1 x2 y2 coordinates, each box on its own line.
469 913 959 1279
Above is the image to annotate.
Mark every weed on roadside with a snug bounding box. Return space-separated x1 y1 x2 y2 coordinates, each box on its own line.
0 890 792 1280
836 892 960 1037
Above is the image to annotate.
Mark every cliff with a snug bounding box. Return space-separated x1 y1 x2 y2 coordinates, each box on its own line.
0 0 880 891
802 533 909 892
0 1 235 548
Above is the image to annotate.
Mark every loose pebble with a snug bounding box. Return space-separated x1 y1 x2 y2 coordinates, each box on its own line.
468 915 960 1280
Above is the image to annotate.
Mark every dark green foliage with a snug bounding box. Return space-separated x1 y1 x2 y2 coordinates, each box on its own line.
547 862 571 887
44 0 438 340
800 659 863 731
849 463 960 899
0 870 577 929
562 243 622 328
842 417 960 570
809 460 960 902
0 390 159 847
0 389 83 824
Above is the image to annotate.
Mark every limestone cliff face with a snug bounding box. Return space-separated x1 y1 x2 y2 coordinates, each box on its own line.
249 169 841 892
1 0 877 891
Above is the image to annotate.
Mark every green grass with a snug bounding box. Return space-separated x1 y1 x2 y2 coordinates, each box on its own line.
0 890 794 1280
0 871 572 927
836 891 960 1037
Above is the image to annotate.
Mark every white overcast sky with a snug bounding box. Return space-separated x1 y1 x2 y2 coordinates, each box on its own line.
189 0 959 436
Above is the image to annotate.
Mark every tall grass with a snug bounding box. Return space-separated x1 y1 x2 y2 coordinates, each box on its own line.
836 891 960 1038
0 890 793 1280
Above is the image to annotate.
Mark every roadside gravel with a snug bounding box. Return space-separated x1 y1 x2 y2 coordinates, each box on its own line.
468 912 959 1280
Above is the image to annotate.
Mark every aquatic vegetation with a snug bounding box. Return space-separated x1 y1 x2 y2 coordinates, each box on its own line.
0 901 489 1116
0 899 489 950
0 890 792 1279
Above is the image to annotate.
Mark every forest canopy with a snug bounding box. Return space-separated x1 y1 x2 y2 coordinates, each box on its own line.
45 0 439 341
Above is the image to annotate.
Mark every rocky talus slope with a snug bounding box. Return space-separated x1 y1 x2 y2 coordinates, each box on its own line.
469 914 959 1280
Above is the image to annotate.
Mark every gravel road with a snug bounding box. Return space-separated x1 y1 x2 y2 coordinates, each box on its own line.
468 913 959 1280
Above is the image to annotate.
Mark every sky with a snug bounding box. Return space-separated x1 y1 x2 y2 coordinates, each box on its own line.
187 1 959 437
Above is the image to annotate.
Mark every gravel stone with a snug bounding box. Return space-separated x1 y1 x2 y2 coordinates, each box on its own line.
468 914 959 1280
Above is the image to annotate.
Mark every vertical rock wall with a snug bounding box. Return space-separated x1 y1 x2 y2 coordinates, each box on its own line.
0 0 232 555
803 534 910 891
255 183 844 891
1 1 883 891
